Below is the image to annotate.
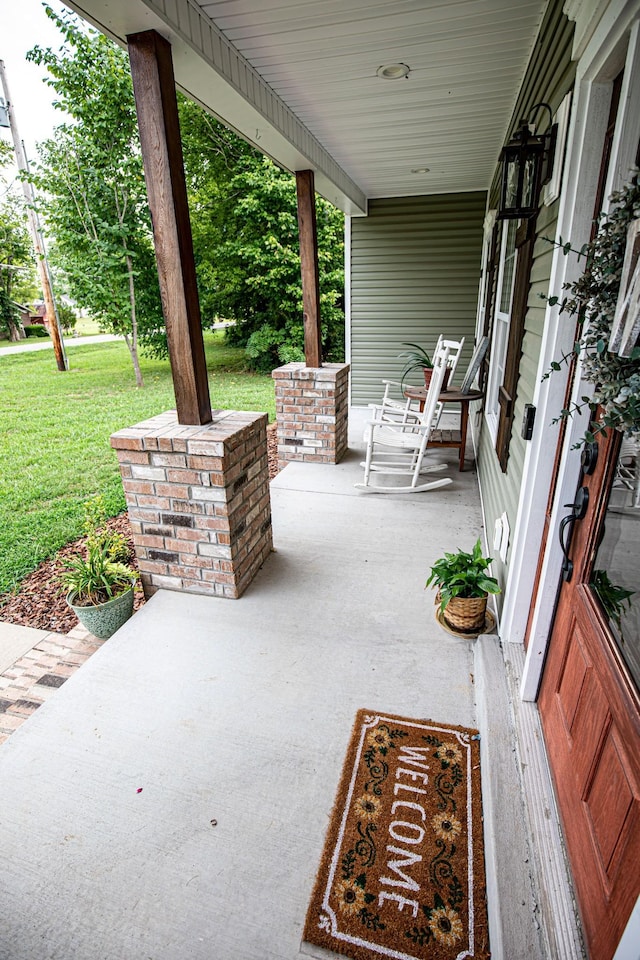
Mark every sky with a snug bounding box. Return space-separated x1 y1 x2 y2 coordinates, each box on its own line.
0 0 71 165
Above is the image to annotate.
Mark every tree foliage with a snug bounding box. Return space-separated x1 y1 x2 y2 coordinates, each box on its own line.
179 99 345 371
28 6 164 384
0 147 37 338
25 9 345 379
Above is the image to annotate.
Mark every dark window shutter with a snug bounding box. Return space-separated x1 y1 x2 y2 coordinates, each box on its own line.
495 219 536 472
480 224 500 391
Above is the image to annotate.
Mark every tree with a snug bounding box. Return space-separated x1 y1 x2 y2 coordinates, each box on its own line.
179 100 345 371
0 145 37 340
28 7 165 386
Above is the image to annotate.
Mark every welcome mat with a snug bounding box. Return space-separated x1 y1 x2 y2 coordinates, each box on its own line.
303 710 489 960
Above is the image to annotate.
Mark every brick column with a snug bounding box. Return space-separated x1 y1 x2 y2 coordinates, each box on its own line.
272 362 349 467
110 410 272 599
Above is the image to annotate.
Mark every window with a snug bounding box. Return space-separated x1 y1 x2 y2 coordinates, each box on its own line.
486 220 518 439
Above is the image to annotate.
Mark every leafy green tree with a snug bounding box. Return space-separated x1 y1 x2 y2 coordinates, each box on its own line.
179 100 345 371
28 6 165 385
0 146 37 339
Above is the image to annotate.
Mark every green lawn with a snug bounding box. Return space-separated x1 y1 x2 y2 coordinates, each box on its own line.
0 333 275 596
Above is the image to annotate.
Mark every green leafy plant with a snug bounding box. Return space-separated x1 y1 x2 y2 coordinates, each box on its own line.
60 496 136 606
426 539 501 613
23 324 50 338
61 544 136 607
542 176 640 441
83 495 130 563
591 568 634 639
398 342 435 386
57 301 77 335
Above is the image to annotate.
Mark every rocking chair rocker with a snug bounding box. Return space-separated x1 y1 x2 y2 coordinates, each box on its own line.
355 345 453 494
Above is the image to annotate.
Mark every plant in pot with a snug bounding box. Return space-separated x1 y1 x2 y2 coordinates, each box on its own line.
426 539 501 636
399 342 451 391
61 497 138 640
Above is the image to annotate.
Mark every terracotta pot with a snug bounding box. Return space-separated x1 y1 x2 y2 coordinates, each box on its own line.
423 366 451 391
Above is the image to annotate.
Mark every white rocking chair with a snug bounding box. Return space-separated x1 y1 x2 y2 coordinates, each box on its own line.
355 346 453 494
375 335 465 428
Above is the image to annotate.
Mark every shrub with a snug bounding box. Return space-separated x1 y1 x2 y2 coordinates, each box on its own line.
24 324 50 338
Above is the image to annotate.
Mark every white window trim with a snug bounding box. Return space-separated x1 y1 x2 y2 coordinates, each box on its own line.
485 220 517 442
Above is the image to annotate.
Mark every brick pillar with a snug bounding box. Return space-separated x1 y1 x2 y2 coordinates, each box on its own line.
272 362 349 467
110 410 272 599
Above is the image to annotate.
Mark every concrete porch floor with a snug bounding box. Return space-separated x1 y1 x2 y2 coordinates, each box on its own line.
0 410 545 960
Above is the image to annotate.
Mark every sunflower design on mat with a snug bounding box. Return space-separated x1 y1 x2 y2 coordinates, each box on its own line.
366 726 392 751
435 741 463 767
335 878 366 916
428 905 464 946
431 812 462 841
355 793 381 820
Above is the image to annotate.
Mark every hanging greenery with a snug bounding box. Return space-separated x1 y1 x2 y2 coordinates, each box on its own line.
544 175 640 440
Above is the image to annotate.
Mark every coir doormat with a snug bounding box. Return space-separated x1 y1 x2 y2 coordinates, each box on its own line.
303 710 489 960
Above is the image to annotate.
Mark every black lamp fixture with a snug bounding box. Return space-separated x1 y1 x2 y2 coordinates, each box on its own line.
498 102 557 220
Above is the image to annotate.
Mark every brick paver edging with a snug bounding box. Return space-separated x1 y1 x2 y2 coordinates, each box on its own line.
0 625 103 745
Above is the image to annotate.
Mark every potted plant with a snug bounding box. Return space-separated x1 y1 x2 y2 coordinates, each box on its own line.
543 176 640 442
60 497 138 640
426 539 501 635
399 342 451 390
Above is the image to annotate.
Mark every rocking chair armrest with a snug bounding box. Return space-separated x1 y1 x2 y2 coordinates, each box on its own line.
365 417 430 434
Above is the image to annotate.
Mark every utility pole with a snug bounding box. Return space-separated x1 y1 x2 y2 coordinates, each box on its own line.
0 59 67 371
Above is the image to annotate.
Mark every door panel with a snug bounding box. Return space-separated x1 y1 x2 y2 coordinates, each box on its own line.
539 423 640 960
585 726 634 886
556 618 589 737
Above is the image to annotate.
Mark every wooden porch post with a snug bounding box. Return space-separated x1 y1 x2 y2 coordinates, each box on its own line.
295 170 323 368
127 30 211 425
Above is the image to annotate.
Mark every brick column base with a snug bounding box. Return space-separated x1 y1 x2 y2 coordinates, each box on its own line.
110 410 272 599
272 362 349 466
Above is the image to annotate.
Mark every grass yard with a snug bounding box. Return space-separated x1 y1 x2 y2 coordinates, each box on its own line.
0 332 275 596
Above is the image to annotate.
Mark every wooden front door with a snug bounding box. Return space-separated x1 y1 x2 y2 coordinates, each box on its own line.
538 414 640 959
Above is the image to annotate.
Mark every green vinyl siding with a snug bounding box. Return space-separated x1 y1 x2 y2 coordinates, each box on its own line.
349 193 486 406
477 0 576 605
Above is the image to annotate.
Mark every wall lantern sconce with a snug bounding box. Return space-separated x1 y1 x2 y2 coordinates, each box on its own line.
498 102 557 220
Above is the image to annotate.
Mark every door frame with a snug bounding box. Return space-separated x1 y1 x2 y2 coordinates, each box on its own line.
504 3 640 695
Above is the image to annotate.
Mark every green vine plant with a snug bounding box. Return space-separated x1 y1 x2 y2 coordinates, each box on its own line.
540 174 640 443
590 569 634 642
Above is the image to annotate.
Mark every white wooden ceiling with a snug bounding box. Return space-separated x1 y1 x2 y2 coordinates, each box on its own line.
65 0 547 212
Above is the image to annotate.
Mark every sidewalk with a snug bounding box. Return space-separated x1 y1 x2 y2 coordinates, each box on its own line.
0 333 120 356
0 621 104 744
0 322 233 357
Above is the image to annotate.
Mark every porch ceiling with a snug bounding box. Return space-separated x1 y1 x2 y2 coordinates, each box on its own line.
64 0 546 213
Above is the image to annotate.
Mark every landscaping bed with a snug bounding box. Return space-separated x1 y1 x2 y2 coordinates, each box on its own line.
0 423 281 633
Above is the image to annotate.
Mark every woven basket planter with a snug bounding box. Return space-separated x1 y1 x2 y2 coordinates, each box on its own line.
438 592 488 634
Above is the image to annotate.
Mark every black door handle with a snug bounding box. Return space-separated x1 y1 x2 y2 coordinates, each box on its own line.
558 487 589 582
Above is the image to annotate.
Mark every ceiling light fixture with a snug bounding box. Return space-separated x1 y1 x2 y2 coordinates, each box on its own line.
411 167 430 174
376 63 410 80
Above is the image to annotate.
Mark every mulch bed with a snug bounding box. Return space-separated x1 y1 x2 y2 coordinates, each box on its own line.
0 422 281 634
